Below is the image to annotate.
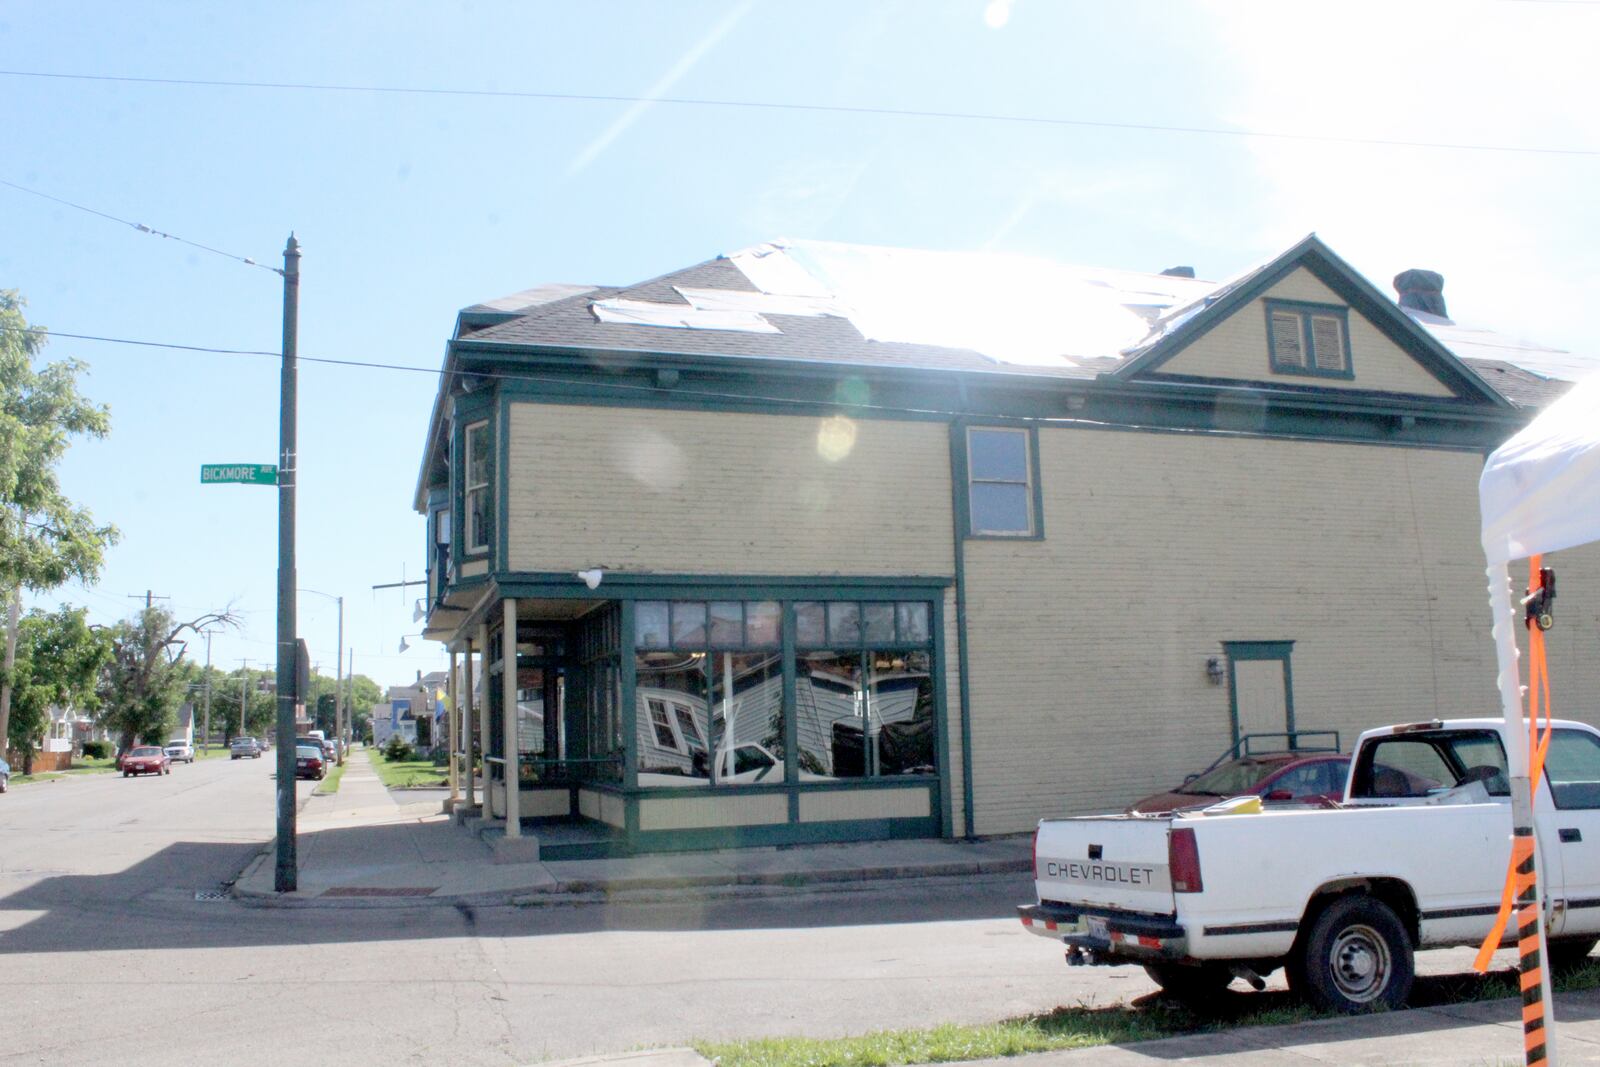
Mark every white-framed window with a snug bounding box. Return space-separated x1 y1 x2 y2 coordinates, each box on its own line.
464 419 491 554
966 426 1036 536
1265 300 1352 378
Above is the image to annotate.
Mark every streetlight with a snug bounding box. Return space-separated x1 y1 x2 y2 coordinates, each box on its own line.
298 588 345 752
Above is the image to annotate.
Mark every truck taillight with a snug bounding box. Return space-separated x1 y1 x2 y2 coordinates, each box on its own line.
1032 824 1040 879
1169 827 1203 893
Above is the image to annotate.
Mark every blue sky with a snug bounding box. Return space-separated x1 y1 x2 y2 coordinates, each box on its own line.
3 0 1597 689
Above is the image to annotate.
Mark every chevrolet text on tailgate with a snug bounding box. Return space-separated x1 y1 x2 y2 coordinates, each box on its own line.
1020 718 1600 1013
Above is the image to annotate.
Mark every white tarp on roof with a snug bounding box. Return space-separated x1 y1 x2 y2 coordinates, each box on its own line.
727 239 1214 367
592 298 780 334
1480 371 1600 565
1408 311 1593 382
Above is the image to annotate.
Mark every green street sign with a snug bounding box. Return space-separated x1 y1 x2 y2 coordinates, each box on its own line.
201 463 278 486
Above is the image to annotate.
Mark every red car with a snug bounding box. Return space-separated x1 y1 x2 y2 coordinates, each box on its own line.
1127 752 1349 814
295 744 326 781
122 745 172 778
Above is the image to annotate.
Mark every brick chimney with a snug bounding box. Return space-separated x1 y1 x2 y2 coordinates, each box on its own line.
1393 269 1447 317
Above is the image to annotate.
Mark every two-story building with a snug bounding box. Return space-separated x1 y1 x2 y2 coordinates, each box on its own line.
414 234 1600 857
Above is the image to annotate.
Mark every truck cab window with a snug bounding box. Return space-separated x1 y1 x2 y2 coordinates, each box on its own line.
1546 729 1600 810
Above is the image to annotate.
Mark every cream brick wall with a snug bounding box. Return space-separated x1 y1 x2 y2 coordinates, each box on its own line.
963 427 1600 835
506 404 954 576
1160 267 1453 397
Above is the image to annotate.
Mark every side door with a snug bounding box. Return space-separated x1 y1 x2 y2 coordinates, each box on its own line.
1534 728 1600 937
1223 641 1295 747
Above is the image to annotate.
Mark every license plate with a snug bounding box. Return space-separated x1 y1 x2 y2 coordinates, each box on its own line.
1086 916 1109 940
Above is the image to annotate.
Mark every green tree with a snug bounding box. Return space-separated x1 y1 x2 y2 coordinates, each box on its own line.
0 291 118 750
347 674 382 741
97 607 236 750
5 605 111 772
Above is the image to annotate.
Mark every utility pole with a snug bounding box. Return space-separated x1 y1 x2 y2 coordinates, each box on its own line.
201 630 214 754
334 596 344 759
347 648 354 747
239 659 250 736
274 233 300 894
128 590 170 611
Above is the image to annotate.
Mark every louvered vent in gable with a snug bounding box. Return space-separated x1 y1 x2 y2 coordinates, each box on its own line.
1310 314 1347 372
1270 312 1306 368
1265 300 1353 380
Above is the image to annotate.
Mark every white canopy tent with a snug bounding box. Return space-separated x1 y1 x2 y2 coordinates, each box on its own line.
1479 371 1600 1066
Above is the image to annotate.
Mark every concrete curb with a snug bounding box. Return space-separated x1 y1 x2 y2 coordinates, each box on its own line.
530 1049 710 1067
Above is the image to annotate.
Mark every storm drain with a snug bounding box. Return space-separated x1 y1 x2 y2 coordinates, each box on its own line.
194 888 229 902
320 886 438 898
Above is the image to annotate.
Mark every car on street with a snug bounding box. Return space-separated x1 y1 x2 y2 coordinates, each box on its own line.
1126 752 1350 814
295 743 326 780
319 738 338 765
164 740 195 764
0 755 9 793
122 746 171 777
230 737 262 760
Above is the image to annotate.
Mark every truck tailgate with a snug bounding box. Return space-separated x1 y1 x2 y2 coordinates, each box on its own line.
1034 815 1176 914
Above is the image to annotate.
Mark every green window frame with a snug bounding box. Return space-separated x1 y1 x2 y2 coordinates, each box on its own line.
463 419 492 555
964 425 1042 539
1264 299 1354 380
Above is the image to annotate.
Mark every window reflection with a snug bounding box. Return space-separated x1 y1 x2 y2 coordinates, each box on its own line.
636 653 709 787
709 652 783 786
796 650 937 779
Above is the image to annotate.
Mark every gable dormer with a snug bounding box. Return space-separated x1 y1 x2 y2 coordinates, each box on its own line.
1115 236 1509 409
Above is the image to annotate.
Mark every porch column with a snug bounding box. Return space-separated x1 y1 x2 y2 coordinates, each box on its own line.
478 622 493 820
503 599 520 838
462 636 476 809
447 649 460 804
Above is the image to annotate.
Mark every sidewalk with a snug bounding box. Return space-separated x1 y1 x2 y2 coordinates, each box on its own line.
232 757 1030 905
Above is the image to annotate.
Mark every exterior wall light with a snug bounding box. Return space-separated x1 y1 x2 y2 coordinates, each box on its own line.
577 569 604 590
1206 656 1226 685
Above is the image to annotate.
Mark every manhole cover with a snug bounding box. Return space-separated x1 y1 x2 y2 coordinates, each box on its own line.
194 889 229 902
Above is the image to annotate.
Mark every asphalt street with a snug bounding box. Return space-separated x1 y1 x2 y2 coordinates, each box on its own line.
0 756 1528 1066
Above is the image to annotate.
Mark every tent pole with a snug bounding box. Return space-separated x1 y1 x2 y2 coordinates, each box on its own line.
1488 562 1557 1065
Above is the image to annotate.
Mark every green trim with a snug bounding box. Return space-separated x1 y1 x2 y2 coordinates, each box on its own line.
498 574 952 602
781 601 799 794
931 591 954 837
947 422 977 838
1263 299 1355 381
620 599 638 790
1222 641 1296 748
493 374 1520 452
497 392 511 573
624 776 936 799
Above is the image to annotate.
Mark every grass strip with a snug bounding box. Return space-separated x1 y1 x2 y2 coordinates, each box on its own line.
697 961 1600 1067
314 760 347 795
12 755 119 785
366 746 448 789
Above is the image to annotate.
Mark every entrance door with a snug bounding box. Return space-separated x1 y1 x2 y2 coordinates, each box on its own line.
1224 641 1296 749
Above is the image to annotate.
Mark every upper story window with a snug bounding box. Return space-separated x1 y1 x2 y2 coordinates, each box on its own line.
1265 300 1352 379
966 426 1037 537
464 419 492 554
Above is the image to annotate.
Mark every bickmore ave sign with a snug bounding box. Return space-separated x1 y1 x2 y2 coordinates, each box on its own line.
200 463 278 486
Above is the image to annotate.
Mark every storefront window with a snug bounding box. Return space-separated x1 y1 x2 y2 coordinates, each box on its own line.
634 597 935 789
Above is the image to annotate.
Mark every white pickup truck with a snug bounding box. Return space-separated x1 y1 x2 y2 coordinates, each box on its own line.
1021 718 1600 1012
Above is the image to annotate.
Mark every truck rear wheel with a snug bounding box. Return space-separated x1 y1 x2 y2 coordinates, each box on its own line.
1143 962 1234 1006
1292 895 1413 1013
1548 937 1598 975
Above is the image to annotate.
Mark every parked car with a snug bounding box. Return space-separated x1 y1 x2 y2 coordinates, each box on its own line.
295 744 326 780
0 755 9 793
1127 752 1351 814
122 746 171 777
230 737 262 760
320 738 338 765
164 740 195 764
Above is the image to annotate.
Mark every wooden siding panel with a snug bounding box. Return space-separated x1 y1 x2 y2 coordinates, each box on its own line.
798 787 931 822
506 404 953 576
1159 267 1454 397
638 793 788 830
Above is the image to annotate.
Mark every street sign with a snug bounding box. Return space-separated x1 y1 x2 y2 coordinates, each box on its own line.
201 463 277 486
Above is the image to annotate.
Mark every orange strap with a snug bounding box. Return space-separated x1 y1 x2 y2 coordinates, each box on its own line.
1473 557 1555 975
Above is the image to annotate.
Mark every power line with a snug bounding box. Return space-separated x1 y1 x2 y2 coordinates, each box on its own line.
0 178 282 275
1 69 1596 158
